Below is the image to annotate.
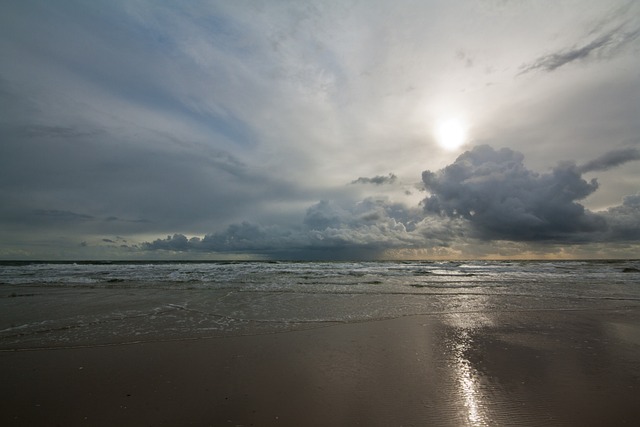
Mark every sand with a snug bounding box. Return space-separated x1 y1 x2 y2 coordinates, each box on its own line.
1 308 639 426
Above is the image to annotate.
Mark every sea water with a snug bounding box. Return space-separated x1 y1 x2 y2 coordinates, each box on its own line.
1 260 639 350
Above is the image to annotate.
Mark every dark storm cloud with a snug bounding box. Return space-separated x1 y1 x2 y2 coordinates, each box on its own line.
520 26 640 74
142 234 196 251
351 173 397 185
143 144 639 257
421 145 608 241
602 193 640 241
143 225 306 254
143 198 463 259
578 147 640 173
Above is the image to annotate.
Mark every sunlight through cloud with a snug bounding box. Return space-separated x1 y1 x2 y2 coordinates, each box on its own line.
436 119 467 151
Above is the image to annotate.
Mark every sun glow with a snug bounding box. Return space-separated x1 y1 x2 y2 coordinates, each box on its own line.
436 119 467 150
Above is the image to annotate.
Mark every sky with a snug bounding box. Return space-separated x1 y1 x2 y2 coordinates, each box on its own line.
1 0 639 260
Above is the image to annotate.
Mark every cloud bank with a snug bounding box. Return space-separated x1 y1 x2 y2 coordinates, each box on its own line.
142 145 640 258
143 197 466 259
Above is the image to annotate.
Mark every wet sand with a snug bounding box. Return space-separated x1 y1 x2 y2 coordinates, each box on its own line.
1 308 639 426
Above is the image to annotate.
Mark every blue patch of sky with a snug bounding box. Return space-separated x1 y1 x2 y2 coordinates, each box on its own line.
110 3 261 148
184 7 266 58
42 2 259 149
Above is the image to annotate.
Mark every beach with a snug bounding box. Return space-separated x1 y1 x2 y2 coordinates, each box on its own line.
2 307 639 426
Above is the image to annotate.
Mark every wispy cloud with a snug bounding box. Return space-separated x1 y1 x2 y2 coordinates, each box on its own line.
32 210 95 222
520 25 640 74
578 147 640 173
351 173 397 185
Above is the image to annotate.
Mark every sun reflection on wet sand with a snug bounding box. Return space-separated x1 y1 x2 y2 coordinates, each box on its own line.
455 332 488 426
445 300 494 426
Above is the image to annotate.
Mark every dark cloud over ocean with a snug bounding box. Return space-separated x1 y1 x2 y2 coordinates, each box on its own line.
142 146 640 258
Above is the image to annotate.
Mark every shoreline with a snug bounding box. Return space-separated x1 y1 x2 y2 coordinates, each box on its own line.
3 304 638 353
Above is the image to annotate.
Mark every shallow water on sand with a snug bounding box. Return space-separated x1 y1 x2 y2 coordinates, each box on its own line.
1 260 639 350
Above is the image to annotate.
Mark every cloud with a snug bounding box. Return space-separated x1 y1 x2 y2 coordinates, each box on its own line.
578 147 640 173
421 145 609 241
142 234 198 252
602 193 640 241
15 125 105 139
27 210 151 227
143 198 464 259
142 145 640 258
351 173 397 185
0 99 295 235
520 25 640 74
32 209 95 222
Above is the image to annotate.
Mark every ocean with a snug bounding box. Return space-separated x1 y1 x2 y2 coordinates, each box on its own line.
1 260 639 351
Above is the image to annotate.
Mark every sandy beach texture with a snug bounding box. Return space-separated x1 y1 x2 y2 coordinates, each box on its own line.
1 308 639 426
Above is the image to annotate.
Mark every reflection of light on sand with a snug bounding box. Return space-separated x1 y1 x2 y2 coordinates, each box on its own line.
454 330 488 426
458 352 485 425
444 297 492 425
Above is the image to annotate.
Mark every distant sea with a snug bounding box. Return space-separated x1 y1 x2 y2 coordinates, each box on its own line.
2 260 639 351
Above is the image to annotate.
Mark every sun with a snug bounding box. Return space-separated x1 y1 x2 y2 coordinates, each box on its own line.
436 119 467 150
